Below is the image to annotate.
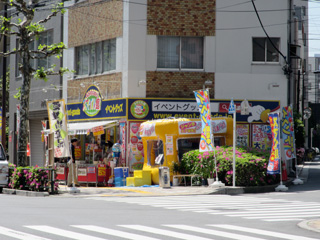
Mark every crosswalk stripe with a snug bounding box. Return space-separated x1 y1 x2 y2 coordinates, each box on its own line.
211 208 320 215
72 225 159 240
0 226 50 240
226 209 320 217
210 224 319 240
164 225 266 240
24 226 106 240
245 213 320 219
264 218 304 222
87 195 320 222
238 204 320 210
119 225 213 240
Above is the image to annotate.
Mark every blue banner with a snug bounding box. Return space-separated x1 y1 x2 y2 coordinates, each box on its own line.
267 112 281 174
194 90 213 152
128 98 280 123
67 85 127 121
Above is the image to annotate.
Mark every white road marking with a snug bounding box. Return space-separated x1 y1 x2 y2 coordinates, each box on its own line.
72 225 159 240
0 226 50 240
24 225 106 240
210 224 319 240
119 225 213 240
165 224 266 240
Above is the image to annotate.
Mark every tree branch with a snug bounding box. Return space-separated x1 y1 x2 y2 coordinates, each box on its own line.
0 50 20 57
37 11 58 25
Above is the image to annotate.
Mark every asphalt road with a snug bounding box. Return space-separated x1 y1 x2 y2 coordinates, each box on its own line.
0 158 319 239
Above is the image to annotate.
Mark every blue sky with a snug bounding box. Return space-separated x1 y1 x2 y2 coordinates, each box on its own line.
309 2 320 56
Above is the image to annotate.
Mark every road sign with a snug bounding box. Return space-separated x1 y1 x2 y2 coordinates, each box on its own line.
228 99 235 114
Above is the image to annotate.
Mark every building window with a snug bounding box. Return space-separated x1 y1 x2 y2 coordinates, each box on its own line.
252 37 280 63
75 38 116 76
157 36 203 69
15 31 53 77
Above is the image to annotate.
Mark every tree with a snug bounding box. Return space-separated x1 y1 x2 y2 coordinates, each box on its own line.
0 1 68 166
0 70 9 150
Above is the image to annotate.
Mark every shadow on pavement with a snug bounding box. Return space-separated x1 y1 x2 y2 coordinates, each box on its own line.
288 159 320 192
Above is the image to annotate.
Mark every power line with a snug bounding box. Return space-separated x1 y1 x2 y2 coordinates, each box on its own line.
250 0 288 65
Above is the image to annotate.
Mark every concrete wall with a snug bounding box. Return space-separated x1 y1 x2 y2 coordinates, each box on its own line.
215 0 289 107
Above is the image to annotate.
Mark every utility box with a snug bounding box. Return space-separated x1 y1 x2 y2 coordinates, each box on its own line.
159 167 171 188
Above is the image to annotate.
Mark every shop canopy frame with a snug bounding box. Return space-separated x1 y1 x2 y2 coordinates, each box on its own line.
67 120 119 135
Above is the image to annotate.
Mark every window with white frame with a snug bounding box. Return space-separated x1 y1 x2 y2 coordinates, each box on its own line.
252 37 280 63
157 36 204 69
75 38 116 76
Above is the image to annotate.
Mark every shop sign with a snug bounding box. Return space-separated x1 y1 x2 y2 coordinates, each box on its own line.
128 98 280 123
130 100 149 119
129 122 144 171
83 85 102 117
87 166 95 174
47 99 70 158
98 164 106 177
67 85 126 121
267 112 281 175
92 125 104 136
237 124 249 147
178 120 227 135
212 120 227 133
75 146 81 160
56 166 65 175
281 106 295 160
139 123 156 137
78 167 87 176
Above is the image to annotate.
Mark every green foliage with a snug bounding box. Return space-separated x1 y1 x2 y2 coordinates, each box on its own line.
181 146 279 186
34 67 48 81
0 16 11 33
14 87 21 99
8 165 59 193
26 22 45 33
52 2 66 14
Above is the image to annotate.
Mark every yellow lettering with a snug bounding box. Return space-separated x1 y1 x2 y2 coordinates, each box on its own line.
105 104 123 114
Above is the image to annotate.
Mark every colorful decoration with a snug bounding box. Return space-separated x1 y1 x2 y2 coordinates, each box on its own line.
47 100 70 158
281 106 296 160
267 112 281 174
194 89 213 152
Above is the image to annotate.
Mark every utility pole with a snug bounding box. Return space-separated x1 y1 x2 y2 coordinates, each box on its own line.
1 2 7 147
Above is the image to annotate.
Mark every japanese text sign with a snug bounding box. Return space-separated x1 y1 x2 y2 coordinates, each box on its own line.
281 106 296 160
194 89 213 152
267 112 281 174
47 99 70 158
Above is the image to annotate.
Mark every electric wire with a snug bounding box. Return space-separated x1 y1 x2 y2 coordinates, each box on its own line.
251 0 288 65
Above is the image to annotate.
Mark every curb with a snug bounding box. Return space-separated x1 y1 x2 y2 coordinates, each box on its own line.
298 219 320 233
3 188 49 197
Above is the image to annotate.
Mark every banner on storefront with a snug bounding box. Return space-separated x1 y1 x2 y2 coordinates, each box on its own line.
281 106 296 160
128 98 280 123
194 89 213 152
92 125 104 136
47 99 70 158
178 120 227 135
267 112 281 174
129 122 144 171
67 85 127 121
119 122 127 166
